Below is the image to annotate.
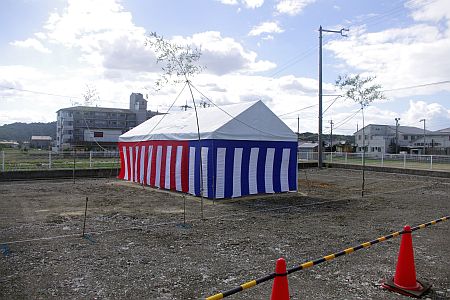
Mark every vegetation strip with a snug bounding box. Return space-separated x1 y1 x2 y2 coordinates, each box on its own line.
205 216 449 300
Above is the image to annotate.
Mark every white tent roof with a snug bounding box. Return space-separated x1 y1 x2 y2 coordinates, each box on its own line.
119 100 297 142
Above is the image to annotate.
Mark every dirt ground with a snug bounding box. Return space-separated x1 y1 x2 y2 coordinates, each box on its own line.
0 168 449 300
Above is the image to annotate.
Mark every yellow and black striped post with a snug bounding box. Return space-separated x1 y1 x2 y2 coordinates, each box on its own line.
205 216 448 300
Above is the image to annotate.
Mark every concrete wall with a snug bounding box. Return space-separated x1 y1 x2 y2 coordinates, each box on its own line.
2 163 448 181
327 163 450 178
0 168 119 181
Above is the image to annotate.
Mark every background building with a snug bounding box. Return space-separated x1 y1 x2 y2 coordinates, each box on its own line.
0 140 19 149
354 124 449 155
409 127 450 155
56 93 159 151
30 136 52 149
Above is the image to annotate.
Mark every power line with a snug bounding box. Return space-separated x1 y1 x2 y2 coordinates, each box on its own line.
118 82 188 150
383 80 450 92
278 97 339 118
278 103 317 117
264 0 436 78
323 95 342 115
268 46 317 77
323 80 450 100
0 84 81 99
0 84 127 106
344 0 437 31
333 108 362 130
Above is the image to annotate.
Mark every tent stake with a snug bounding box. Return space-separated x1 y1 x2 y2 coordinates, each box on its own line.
183 194 186 225
82 196 89 237
72 149 76 184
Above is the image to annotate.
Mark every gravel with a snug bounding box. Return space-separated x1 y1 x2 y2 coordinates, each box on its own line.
0 168 449 299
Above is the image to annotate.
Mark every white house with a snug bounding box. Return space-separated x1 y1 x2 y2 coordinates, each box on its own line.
353 124 446 154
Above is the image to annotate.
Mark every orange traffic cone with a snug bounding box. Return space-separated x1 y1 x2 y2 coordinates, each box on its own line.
382 225 431 298
271 258 290 300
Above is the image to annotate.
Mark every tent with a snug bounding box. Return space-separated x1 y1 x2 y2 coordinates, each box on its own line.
118 100 297 199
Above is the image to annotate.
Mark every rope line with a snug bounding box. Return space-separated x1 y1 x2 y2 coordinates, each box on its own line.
0 182 437 245
205 216 449 300
118 81 188 151
188 82 282 138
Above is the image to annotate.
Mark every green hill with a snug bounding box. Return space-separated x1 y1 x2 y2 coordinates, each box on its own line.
0 122 56 142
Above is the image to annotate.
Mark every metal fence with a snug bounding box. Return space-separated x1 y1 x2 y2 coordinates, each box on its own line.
0 150 120 172
2 149 449 173
298 151 450 172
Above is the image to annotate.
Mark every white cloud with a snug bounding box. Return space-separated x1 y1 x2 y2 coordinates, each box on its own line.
10 38 51 54
275 0 316 16
43 0 139 47
0 65 78 125
101 35 159 73
0 0 284 127
217 0 238 5
39 0 147 71
217 0 263 8
0 78 23 97
325 21 450 96
407 0 450 23
248 21 284 36
242 0 264 9
262 35 274 40
325 100 450 134
172 31 276 75
277 75 317 94
324 0 450 100
29 0 274 77
402 100 450 130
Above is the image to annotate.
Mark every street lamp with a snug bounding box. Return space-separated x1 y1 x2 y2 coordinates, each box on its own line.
420 119 426 154
318 26 348 168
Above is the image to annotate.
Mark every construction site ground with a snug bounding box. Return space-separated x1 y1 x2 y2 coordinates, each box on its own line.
0 168 449 299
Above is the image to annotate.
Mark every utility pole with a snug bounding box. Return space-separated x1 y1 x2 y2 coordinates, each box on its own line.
181 99 192 111
420 119 426 154
297 115 300 140
329 120 334 152
395 117 400 154
318 26 348 168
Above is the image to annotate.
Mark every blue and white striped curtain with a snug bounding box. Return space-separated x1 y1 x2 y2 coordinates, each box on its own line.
188 140 297 199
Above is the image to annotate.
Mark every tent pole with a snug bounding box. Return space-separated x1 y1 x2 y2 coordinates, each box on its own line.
186 80 204 220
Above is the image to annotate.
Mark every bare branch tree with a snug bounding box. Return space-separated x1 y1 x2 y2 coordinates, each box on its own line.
82 84 100 107
144 32 206 219
145 32 204 91
336 74 386 197
199 98 212 108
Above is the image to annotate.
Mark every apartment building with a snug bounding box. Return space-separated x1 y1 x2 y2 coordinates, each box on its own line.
56 93 159 151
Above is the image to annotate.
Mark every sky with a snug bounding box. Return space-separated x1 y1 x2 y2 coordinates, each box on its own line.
0 0 449 135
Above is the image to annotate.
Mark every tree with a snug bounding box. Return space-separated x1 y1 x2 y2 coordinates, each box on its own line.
336 74 386 197
82 84 100 106
199 98 212 108
145 32 204 91
145 32 206 219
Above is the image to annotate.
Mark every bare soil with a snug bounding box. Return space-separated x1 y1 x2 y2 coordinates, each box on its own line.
0 168 449 300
